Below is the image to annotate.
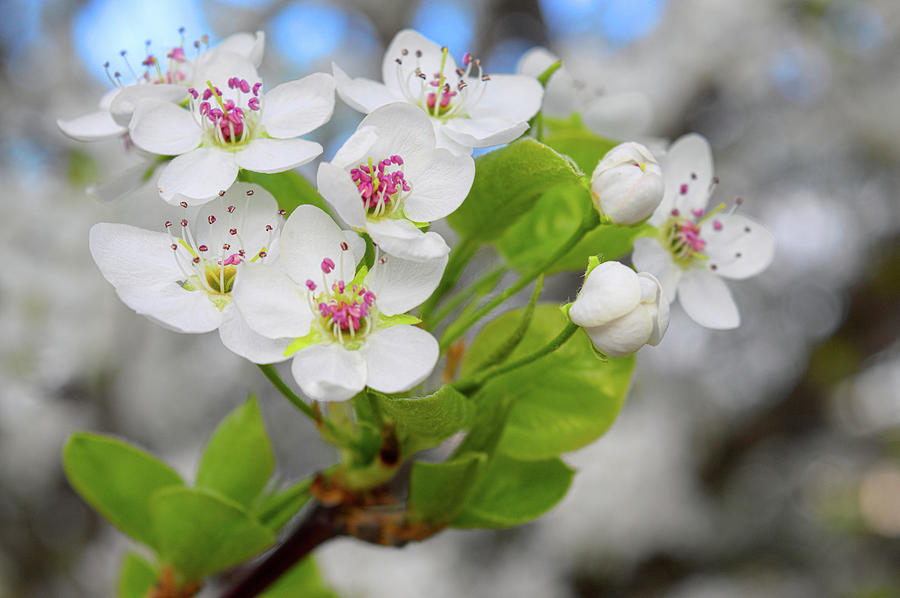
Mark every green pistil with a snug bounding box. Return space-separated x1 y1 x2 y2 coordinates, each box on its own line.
434 46 449 117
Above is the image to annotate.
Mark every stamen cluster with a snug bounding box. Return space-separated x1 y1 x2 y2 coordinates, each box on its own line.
307 258 376 342
188 77 262 145
394 47 490 120
350 155 410 216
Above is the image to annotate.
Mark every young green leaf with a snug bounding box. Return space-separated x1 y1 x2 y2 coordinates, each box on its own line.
238 170 331 218
150 487 275 582
117 553 158 598
447 138 583 243
195 395 274 508
463 305 635 460
63 433 183 549
451 454 574 528
497 182 649 274
543 115 618 174
373 385 474 454
251 478 312 532
409 452 487 524
260 556 340 598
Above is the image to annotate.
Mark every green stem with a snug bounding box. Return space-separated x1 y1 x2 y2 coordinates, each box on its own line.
424 265 506 330
439 210 599 351
257 364 317 422
419 236 479 322
454 322 579 394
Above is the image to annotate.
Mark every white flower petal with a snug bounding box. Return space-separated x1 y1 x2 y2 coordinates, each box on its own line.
367 252 448 315
570 261 642 328
660 133 714 220
89 223 182 289
357 103 436 166
218 304 291 364
403 148 475 222
701 214 775 280
261 73 335 138
110 84 188 126
433 124 471 156
471 74 543 125
582 91 653 141
332 62 399 114
291 343 366 402
632 237 682 303
583 306 654 358
678 268 740 329
442 117 529 149
382 30 455 94
363 326 438 394
211 31 265 66
116 283 223 333
57 111 126 141
87 164 149 204
235 138 323 173
232 262 313 339
129 99 202 156
331 126 379 170
158 148 239 204
317 162 366 228
367 218 450 262
281 205 361 286
637 273 669 345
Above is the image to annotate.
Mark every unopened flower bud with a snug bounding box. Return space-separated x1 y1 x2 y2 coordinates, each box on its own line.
569 261 669 358
590 142 663 225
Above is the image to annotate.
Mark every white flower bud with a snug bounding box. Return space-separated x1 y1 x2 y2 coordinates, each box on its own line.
590 142 664 225
569 261 669 358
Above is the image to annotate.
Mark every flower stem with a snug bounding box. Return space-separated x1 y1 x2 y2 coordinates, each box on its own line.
256 364 317 422
424 265 506 330
453 321 579 394
439 210 599 351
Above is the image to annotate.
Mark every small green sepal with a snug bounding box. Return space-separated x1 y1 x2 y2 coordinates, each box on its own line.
284 329 323 357
377 313 422 329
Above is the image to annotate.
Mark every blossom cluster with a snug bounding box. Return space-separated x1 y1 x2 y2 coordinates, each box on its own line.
63 28 774 404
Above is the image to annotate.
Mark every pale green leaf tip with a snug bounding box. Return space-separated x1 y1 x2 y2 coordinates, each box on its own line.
537 60 562 87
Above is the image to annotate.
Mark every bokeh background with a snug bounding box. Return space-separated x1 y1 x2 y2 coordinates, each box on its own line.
2 0 900 596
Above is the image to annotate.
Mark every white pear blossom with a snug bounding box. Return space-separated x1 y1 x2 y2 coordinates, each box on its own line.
591 142 664 225
517 47 653 141
232 205 446 402
570 261 669 358
89 183 290 363
317 102 474 261
128 53 334 205
632 134 776 329
333 29 543 156
57 30 266 142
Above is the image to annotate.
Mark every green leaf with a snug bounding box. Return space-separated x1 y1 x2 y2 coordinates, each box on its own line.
117 553 157 598
452 454 574 528
543 115 618 173
451 392 515 459
409 452 487 524
260 556 340 598
196 396 274 508
447 138 583 242
151 487 275 582
497 182 648 274
63 433 184 549
373 385 474 454
238 170 331 218
462 305 635 460
252 478 312 531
